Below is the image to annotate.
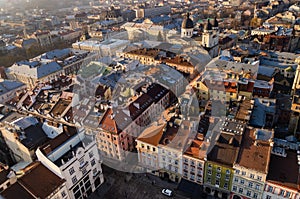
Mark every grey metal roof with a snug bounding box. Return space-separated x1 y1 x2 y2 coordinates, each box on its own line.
8 61 62 79
0 79 25 95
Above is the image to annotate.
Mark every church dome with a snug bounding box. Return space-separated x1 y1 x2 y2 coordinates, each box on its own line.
182 13 194 29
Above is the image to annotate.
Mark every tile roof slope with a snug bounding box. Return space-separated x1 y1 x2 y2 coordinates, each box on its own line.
0 166 9 185
207 133 242 166
128 93 154 120
184 138 204 159
137 124 165 146
267 150 300 191
100 108 129 134
18 162 65 199
159 120 192 151
21 123 49 150
40 125 78 155
235 128 271 173
146 83 169 103
1 181 35 199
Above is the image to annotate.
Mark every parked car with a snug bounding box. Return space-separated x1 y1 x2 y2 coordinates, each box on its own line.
162 189 173 197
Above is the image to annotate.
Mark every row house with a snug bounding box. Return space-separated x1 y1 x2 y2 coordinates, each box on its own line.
263 149 300 199
97 83 170 161
136 123 166 172
136 115 198 183
194 78 238 102
96 107 135 161
0 79 26 104
182 133 208 185
158 119 198 183
123 48 201 79
36 126 104 199
204 118 246 199
238 79 274 99
195 71 272 103
0 113 49 163
6 60 64 89
1 161 69 199
231 128 273 199
6 49 89 89
123 48 160 65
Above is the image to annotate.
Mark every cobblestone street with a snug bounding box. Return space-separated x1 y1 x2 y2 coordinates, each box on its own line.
90 165 191 199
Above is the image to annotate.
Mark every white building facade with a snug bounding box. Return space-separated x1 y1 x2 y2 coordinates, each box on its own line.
36 127 104 199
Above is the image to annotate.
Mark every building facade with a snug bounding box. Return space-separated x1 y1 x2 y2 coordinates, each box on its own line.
36 126 104 199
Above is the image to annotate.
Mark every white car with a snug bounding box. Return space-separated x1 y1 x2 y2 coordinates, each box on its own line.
162 189 173 197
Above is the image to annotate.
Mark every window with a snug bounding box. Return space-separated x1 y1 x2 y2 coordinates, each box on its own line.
226 169 230 175
233 185 237 192
147 146 150 150
279 190 285 196
190 174 195 180
72 176 78 184
266 195 271 199
255 184 260 190
239 188 243 194
93 168 98 176
207 177 211 183
153 147 156 152
89 151 93 158
82 167 87 175
224 182 228 189
208 170 212 175
91 159 96 167
257 176 262 181
225 174 230 181
286 191 291 197
216 173 221 178
250 174 255 179
61 191 66 198
247 191 251 197
253 193 258 199
235 170 240 175
69 167 75 175
79 158 84 167
216 180 220 186
217 167 221 172
268 186 273 192
240 179 244 185
208 164 212 169
234 177 238 182
248 182 253 188
242 171 246 176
